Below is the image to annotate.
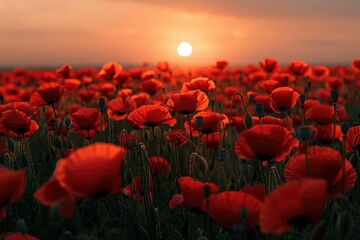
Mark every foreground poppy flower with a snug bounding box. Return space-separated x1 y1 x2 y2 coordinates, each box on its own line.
55 143 126 197
305 104 335 125
235 124 299 162
284 146 356 198
166 90 209 115
169 176 219 211
260 178 329 234
201 191 263 230
2 232 39 240
0 168 25 207
343 126 360 153
69 108 102 139
127 105 176 129
269 87 300 113
2 109 39 138
260 58 280 73
30 83 65 108
106 97 137 121
181 77 216 93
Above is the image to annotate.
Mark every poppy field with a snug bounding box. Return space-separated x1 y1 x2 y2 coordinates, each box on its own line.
1 59 360 240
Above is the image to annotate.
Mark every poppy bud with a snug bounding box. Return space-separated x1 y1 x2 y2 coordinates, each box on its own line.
284 76 289 86
330 90 339 105
64 117 71 128
243 112 253 129
340 122 350 136
300 94 306 108
195 116 204 130
254 103 264 117
50 119 57 130
98 97 106 113
210 99 216 110
248 95 255 105
295 127 310 142
129 139 138 149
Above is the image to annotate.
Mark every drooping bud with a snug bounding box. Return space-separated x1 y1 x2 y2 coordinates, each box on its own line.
195 116 204 130
330 90 339 105
254 103 264 117
341 122 350 136
98 97 106 113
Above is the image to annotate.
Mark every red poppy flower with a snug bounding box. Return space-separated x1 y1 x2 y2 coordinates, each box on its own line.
260 178 329 234
262 116 294 133
260 58 280 73
311 66 329 82
169 176 219 211
148 156 171 175
77 88 98 104
117 132 141 149
128 68 143 79
141 70 156 81
2 109 39 138
303 99 320 112
181 77 216 93
260 80 282 94
343 126 360 153
325 77 343 91
56 64 73 78
55 143 126 197
140 79 164 95
288 60 310 77
98 61 123 80
99 83 116 98
273 73 296 85
1 102 36 117
64 78 81 92
185 111 229 136
116 89 133 98
285 146 356 198
106 97 137 121
305 104 335 125
215 60 229 70
2 232 39 240
69 108 102 139
351 59 360 72
127 105 176 129
156 61 171 72
0 168 25 207
166 129 190 146
315 124 341 143
201 191 263 230
166 90 209 115
201 132 224 149
122 176 154 200
240 184 266 202
1 84 24 103
131 92 151 107
269 87 300 113
235 124 299 162
30 83 65 108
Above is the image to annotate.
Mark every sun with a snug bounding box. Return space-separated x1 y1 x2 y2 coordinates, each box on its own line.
177 42 193 57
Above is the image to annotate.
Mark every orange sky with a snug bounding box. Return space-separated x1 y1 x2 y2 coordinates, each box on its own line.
1 0 360 67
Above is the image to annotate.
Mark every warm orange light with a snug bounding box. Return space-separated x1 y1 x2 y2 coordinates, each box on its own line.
177 42 193 57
